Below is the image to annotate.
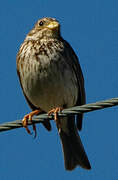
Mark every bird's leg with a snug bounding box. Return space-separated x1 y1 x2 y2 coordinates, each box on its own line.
48 107 63 132
22 109 42 138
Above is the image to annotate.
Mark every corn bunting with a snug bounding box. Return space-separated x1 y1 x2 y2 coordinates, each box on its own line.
16 17 91 170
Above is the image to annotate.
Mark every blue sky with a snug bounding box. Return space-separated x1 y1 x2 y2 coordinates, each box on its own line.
0 0 118 179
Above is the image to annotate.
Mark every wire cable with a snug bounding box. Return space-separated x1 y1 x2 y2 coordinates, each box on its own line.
0 97 118 132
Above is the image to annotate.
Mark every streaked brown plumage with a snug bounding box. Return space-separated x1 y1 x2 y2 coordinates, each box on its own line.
16 17 91 170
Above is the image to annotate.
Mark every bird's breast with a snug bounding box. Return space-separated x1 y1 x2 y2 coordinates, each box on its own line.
18 41 78 112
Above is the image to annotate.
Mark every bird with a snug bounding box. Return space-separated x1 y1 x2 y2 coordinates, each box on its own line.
16 17 91 171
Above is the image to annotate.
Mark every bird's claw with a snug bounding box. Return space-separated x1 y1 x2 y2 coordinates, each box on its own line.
22 109 41 138
22 116 32 135
48 107 63 132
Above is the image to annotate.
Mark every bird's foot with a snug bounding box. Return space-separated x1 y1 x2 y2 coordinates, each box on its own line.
48 107 63 132
22 109 41 138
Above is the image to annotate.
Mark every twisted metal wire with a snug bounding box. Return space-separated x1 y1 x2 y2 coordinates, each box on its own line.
0 97 118 133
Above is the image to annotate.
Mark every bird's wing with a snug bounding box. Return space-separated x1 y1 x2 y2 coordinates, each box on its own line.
62 39 86 130
16 56 51 131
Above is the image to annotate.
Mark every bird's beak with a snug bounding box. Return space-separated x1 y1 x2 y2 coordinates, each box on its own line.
47 21 59 30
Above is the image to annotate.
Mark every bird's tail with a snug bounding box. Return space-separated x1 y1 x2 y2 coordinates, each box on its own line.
57 116 91 170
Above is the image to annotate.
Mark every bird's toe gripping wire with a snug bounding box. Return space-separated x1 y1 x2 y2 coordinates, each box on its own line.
22 109 41 138
48 107 63 132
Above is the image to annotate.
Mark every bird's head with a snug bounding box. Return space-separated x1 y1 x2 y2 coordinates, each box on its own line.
26 17 61 41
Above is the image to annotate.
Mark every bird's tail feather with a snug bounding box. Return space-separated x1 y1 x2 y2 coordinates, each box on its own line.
57 116 91 170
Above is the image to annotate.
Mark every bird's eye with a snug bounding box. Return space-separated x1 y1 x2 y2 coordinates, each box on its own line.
39 21 44 26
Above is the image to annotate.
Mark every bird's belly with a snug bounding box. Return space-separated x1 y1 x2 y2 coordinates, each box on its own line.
21 57 78 112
